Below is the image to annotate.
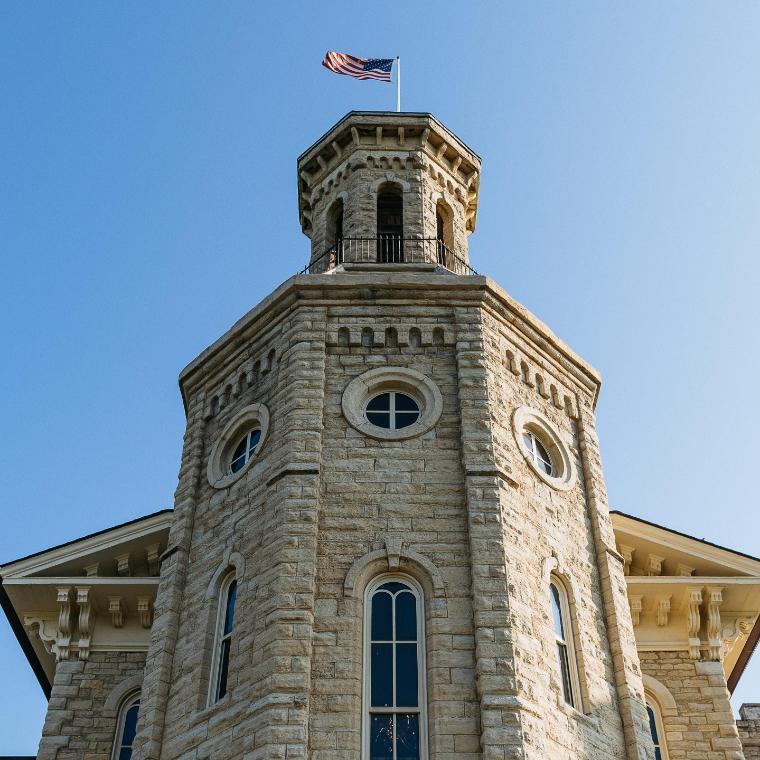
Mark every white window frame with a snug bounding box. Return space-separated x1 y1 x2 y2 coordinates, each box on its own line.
229 428 262 473
362 574 428 760
208 571 237 706
645 695 669 760
111 690 140 760
522 429 554 475
549 575 582 711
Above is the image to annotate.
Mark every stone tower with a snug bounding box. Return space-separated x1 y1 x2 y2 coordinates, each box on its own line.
126 111 656 759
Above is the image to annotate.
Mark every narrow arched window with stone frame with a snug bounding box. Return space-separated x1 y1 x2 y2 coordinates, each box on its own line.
112 690 140 760
645 695 668 760
209 571 238 705
549 575 582 709
376 183 404 263
363 574 427 760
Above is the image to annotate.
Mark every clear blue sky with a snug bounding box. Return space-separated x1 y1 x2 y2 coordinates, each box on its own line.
1 2 759 753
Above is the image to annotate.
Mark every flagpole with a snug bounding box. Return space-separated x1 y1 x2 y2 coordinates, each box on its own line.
396 57 401 112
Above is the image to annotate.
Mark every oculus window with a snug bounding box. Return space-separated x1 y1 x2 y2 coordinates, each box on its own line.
365 392 420 430
207 403 270 488
513 406 576 491
342 367 443 441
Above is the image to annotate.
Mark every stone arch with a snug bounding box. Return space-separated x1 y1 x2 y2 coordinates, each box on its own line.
344 538 446 602
205 550 245 600
370 172 411 193
104 674 143 713
642 673 677 714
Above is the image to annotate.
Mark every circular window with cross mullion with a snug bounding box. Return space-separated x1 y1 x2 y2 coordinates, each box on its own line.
365 392 421 430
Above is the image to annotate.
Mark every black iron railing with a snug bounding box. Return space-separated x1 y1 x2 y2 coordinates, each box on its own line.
298 237 478 276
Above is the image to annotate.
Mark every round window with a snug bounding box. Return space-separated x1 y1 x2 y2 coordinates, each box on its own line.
522 429 554 476
513 406 576 491
342 367 443 441
229 429 262 474
207 403 270 489
365 392 420 430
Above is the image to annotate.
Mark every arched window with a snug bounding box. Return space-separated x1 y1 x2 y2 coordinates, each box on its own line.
646 698 667 760
549 577 580 708
364 576 426 759
112 691 140 760
435 201 453 268
377 186 404 263
210 573 238 704
327 198 344 265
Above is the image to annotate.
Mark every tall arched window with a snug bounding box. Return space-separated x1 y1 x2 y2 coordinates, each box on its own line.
435 201 453 269
646 698 667 760
210 573 238 704
364 576 426 759
327 198 344 265
112 692 140 760
549 576 580 708
377 186 404 263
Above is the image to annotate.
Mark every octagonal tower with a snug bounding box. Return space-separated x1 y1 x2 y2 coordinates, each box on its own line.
297 112 481 274
125 112 658 760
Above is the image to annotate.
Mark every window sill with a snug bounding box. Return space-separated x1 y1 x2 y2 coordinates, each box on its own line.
187 693 232 727
557 694 597 729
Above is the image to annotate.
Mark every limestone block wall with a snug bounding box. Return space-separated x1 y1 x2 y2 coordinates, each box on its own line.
134 298 326 760
131 271 658 760
738 704 760 759
639 652 744 759
36 651 146 760
308 305 480 759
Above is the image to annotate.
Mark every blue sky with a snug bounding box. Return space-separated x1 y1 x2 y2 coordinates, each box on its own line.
1 1 759 753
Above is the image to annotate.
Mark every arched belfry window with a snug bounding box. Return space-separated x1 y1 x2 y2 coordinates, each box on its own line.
377 185 404 263
327 198 344 264
549 576 580 709
364 575 426 759
112 691 140 760
210 572 238 704
435 200 453 268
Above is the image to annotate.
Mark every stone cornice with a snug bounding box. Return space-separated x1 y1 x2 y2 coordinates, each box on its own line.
177 271 602 412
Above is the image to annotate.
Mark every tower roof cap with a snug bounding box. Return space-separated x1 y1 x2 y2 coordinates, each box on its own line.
297 111 481 234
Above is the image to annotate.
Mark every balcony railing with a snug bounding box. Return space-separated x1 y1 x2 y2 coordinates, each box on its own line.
298 236 478 276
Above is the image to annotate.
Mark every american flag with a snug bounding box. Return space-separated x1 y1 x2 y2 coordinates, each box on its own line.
322 51 394 82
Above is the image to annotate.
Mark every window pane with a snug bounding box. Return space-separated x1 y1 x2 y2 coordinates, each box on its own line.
119 749 133 760
216 637 231 700
231 436 248 462
557 643 574 707
395 592 417 641
550 584 565 640
379 581 409 594
371 592 393 641
230 452 247 473
223 580 237 635
395 412 419 429
395 643 419 707
367 394 391 412
248 429 261 454
396 714 421 760
371 643 393 707
121 701 140 745
522 432 534 453
370 714 394 760
647 705 660 745
394 393 419 412
367 411 391 428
